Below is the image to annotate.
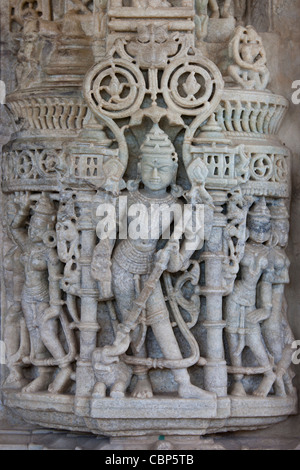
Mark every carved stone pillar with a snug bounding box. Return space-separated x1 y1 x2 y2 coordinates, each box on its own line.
74 191 99 415
202 205 227 397
0 0 297 437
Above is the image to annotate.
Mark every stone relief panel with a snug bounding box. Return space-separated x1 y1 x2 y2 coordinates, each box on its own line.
0 0 297 437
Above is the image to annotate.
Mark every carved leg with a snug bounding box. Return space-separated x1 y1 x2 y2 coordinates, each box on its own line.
112 263 153 398
132 0 147 7
246 333 276 397
284 371 296 397
222 0 232 17
21 300 54 392
234 0 247 23
48 365 73 394
226 332 246 396
130 328 153 398
262 290 292 397
209 0 220 18
111 381 127 398
40 317 67 360
92 382 107 398
274 377 286 397
22 367 53 393
3 305 28 389
37 311 73 393
131 374 153 398
22 300 48 361
195 0 209 15
253 372 276 398
274 345 295 397
151 318 215 399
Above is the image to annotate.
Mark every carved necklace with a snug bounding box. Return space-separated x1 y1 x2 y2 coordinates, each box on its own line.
131 190 176 207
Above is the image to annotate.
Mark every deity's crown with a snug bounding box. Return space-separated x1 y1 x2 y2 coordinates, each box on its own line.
33 193 56 218
140 124 178 163
248 197 271 220
270 200 289 220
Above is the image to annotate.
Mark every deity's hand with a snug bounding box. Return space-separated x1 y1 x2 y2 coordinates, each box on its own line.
100 328 131 365
244 195 255 206
104 178 120 197
246 308 270 325
15 191 31 213
42 306 61 323
166 239 183 273
98 281 114 301
99 347 119 365
186 185 214 207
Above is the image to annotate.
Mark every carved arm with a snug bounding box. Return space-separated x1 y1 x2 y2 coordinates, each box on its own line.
9 192 31 252
247 280 273 324
43 250 64 322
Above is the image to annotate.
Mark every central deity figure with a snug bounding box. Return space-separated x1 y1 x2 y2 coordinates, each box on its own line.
93 125 214 399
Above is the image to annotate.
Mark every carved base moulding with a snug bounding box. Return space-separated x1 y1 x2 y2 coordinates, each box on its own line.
1 0 297 437
2 392 297 436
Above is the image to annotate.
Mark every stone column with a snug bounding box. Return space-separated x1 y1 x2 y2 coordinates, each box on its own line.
74 191 100 416
201 198 227 397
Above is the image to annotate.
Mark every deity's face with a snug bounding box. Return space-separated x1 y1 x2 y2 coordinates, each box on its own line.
28 214 48 243
248 217 271 244
241 44 261 64
140 155 177 192
274 220 289 247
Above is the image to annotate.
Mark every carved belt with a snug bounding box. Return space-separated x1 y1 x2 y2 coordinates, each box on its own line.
23 283 50 303
113 240 155 275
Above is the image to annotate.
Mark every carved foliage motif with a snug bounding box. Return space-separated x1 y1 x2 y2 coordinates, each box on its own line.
84 34 224 126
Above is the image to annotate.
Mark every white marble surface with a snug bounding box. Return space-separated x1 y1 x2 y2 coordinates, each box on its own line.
0 0 300 449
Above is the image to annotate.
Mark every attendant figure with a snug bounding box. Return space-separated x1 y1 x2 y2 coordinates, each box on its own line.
225 198 276 397
10 192 73 393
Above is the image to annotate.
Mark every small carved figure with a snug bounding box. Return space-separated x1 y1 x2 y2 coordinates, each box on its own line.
194 0 233 41
225 198 276 397
61 0 92 38
15 19 41 89
196 0 233 18
10 192 75 394
194 0 209 40
261 200 296 397
223 190 254 291
210 0 233 18
92 348 133 398
228 25 270 90
3 197 28 389
126 25 179 68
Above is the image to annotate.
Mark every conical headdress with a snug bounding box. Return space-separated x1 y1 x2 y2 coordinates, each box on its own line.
34 193 56 217
248 197 271 221
140 124 178 162
31 193 56 230
270 200 289 220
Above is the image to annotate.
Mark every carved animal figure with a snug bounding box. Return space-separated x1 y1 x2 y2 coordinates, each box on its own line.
92 348 132 398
